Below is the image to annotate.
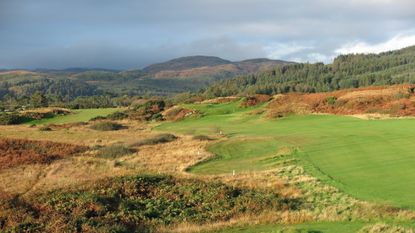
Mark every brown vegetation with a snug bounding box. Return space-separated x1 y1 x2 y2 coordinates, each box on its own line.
201 96 240 104
267 85 415 118
163 106 199 121
0 138 87 170
153 64 240 79
241 94 272 107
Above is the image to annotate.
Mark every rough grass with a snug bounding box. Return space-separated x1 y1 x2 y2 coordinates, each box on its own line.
192 135 212 141
96 144 135 158
156 100 415 209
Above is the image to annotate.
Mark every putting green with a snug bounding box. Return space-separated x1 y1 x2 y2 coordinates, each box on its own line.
157 101 415 209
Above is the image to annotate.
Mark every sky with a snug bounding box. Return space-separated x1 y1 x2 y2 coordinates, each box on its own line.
1 0 415 70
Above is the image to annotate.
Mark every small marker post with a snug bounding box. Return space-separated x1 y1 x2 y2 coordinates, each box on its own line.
232 170 235 176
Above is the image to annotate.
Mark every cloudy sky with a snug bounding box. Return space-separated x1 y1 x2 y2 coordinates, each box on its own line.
1 0 415 69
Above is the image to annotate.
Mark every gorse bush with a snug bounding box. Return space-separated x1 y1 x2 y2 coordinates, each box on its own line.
107 111 128 120
0 113 26 125
327 96 336 105
0 175 300 232
0 138 87 170
90 121 125 131
96 144 135 159
131 134 177 147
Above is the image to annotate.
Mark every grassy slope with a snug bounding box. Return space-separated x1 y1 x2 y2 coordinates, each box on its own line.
215 221 415 233
156 101 415 209
29 108 120 124
216 221 365 233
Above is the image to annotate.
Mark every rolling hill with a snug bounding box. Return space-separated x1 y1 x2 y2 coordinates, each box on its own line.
0 56 293 98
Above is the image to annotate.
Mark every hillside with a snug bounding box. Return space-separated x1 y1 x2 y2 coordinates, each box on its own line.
142 56 293 80
2 45 415 101
142 56 232 73
0 56 292 99
205 45 415 97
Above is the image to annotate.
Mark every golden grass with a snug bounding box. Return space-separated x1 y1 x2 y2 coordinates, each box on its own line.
2 115 415 232
0 120 151 146
0 121 214 196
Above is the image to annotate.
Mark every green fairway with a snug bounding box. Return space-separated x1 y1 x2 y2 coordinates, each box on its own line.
157 101 415 209
29 108 120 125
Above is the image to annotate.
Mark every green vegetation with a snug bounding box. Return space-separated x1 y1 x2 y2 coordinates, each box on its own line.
0 175 298 232
29 108 120 124
90 121 125 131
188 138 282 174
205 46 415 97
157 100 415 209
0 112 27 125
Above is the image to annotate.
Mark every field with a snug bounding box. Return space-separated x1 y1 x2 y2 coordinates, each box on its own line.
157 100 415 209
2 93 415 232
28 108 121 124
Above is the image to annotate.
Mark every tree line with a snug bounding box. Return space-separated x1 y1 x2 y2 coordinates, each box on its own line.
203 46 415 97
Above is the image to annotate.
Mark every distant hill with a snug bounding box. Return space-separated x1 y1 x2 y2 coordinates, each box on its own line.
0 56 293 98
143 56 232 73
141 55 293 80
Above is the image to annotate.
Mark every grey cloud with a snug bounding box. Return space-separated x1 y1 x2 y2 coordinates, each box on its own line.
0 0 414 69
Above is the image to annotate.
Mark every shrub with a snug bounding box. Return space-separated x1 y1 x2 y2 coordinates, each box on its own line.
107 111 128 120
90 122 125 131
96 144 135 159
327 96 336 105
89 116 107 121
131 134 177 147
25 175 298 232
149 112 163 121
192 135 212 141
129 100 166 121
0 113 26 125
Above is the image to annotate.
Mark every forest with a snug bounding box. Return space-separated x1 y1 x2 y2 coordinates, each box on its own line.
204 46 415 97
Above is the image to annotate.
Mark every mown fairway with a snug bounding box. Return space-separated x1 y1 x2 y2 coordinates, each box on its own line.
29 108 120 125
157 101 415 209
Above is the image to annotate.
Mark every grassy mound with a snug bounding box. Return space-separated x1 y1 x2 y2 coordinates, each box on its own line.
90 121 125 131
131 134 177 147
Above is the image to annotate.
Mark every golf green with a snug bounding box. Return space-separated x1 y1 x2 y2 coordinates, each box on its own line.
157 101 415 209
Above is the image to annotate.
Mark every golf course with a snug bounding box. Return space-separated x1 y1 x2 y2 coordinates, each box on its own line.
157 100 415 209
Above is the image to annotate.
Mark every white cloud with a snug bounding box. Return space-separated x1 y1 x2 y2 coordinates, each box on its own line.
306 53 332 63
335 33 415 55
265 43 312 60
